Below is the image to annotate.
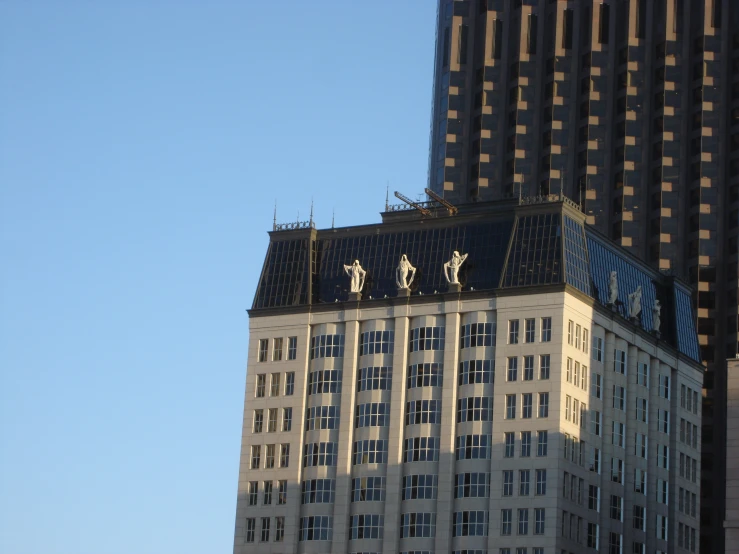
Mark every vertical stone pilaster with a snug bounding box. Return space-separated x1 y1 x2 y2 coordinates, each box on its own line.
331 315 360 554
434 303 462 552
382 305 410 554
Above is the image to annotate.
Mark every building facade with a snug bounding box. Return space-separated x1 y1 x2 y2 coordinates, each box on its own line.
234 199 703 554
426 1 737 548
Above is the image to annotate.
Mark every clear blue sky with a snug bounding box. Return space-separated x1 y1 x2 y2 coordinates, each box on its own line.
0 2 435 552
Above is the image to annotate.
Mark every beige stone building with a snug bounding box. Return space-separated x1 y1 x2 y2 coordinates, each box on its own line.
234 199 703 554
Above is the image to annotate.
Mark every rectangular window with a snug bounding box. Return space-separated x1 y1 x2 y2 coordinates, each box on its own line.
536 469 547 495
272 338 283 361
527 13 538 55
658 409 670 433
566 358 572 382
659 444 669 469
581 365 588 390
270 373 280 396
501 509 512 535
613 386 625 410
400 512 436 539
283 407 292 432
253 410 263 433
563 8 574 49
633 505 646 531
248 481 258 505
614 349 626 374
285 372 295 395
506 394 516 419
265 444 275 468
523 355 534 380
537 430 548 456
540 354 550 379
287 336 297 360
611 458 623 483
509 320 519 344
568 320 574 344
505 432 515 457
403 436 439 463
589 485 600 511
659 374 670 399
503 470 514 496
256 374 266 398
538 393 549 418
590 447 601 473
612 421 624 447
251 445 261 469
280 443 290 468
275 516 285 542
637 362 649 386
353 476 387 502
635 468 647 494
401 474 437 501
635 433 647 458
565 395 572 421
267 408 277 432
583 328 589 352
592 336 603 361
455 434 492 460
507 357 518 381
636 398 648 422
575 324 581 348
260 517 270 542
492 19 503 60
522 394 533 418
458 23 469 64
245 518 255 542
574 362 580 387
521 431 531 457
263 481 273 505
656 514 668 540
592 410 601 436
541 317 552 341
610 495 623 521
518 508 529 535
525 318 535 342
657 478 669 504
592 372 602 398
278 480 287 505
258 339 268 362
519 470 530 496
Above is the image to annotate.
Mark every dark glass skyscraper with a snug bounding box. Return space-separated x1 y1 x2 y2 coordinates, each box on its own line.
427 0 738 551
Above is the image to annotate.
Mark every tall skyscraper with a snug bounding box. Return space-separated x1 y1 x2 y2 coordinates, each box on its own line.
234 198 704 554
426 1 737 550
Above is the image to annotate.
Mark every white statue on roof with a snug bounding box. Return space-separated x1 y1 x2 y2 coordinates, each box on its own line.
396 254 416 290
628 285 643 320
608 271 618 305
344 260 366 293
443 251 468 284
652 299 661 333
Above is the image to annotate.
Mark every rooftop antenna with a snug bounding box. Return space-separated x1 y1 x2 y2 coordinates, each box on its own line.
425 188 458 215
385 183 389 211
273 202 277 231
394 190 432 217
309 199 314 227
331 209 335 228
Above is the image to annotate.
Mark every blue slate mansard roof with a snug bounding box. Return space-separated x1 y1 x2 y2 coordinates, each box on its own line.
252 196 701 364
